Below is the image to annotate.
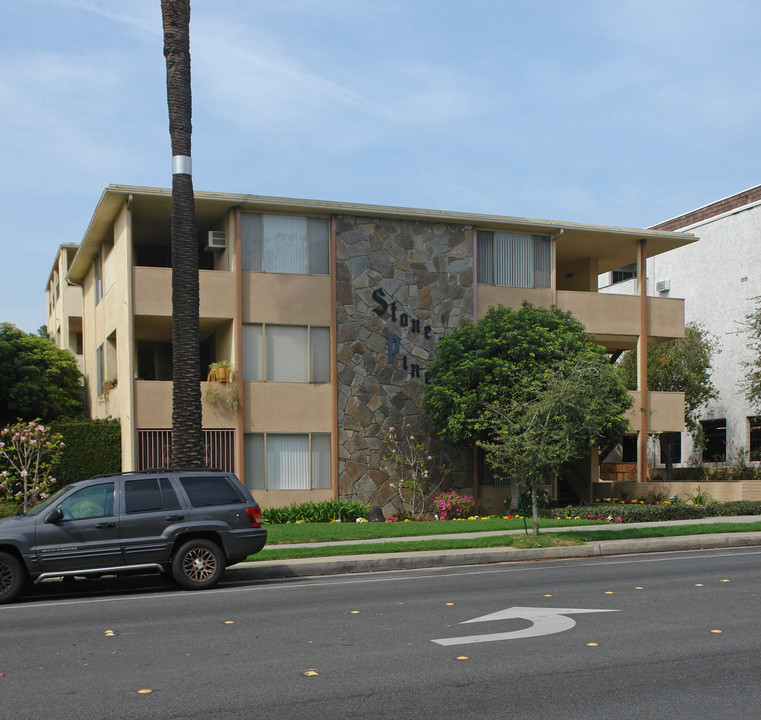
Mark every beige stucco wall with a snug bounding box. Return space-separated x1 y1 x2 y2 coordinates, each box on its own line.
133 267 235 319
242 383 334 433
241 272 332 325
594 481 761 503
626 391 685 433
477 285 685 342
254 488 334 509
134 380 238 429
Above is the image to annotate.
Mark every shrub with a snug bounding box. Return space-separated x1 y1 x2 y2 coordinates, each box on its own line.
540 501 761 523
432 490 488 520
262 499 370 524
49 418 121 486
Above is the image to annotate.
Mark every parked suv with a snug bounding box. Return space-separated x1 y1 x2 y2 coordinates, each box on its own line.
0 468 267 604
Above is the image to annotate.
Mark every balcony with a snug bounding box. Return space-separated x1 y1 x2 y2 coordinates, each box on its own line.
477 286 685 349
133 267 235 319
625 391 685 433
134 380 236 428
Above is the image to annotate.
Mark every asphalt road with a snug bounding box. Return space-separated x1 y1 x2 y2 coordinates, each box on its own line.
1 547 759 720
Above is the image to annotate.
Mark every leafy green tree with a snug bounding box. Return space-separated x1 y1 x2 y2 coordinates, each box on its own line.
0 323 84 425
162 0 203 467
480 356 631 533
617 322 719 477
423 303 631 521
740 302 761 413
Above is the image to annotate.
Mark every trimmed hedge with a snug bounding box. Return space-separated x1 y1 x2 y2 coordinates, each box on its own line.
541 501 761 523
49 418 121 487
262 499 370 524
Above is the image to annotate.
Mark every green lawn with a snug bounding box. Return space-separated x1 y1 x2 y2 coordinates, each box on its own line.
263 516 605 544
250 520 761 561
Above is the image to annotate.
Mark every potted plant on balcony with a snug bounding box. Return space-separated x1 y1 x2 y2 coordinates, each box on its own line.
207 360 233 384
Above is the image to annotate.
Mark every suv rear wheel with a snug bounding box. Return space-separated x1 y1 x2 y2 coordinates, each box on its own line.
0 551 25 604
171 539 224 590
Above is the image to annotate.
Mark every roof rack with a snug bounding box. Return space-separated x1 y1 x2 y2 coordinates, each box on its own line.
88 467 225 479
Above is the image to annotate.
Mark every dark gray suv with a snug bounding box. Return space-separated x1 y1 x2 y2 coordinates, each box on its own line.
0 469 267 604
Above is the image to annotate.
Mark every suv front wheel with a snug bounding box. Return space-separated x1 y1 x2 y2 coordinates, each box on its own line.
0 551 25 604
171 539 225 590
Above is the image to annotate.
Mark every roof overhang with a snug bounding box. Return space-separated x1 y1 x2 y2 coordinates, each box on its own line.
68 184 698 282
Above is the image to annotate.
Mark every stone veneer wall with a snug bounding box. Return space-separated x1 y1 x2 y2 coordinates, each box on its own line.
335 215 474 516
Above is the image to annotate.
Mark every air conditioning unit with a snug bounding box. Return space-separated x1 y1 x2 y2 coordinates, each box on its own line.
205 231 226 252
656 280 670 293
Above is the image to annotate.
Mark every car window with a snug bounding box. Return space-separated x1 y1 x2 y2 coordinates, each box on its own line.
124 478 163 513
59 483 115 520
124 478 182 513
179 475 244 507
159 477 181 510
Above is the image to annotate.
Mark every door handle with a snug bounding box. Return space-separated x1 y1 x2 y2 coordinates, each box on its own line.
95 522 116 528
165 515 184 521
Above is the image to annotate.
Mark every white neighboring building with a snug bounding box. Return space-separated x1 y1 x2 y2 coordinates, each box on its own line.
600 185 761 467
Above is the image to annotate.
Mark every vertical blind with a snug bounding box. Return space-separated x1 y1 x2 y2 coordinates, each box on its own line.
477 230 550 288
241 213 329 275
244 433 331 491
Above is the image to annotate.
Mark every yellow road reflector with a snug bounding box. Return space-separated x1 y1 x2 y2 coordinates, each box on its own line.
586 643 599 647
138 689 152 694
304 670 319 676
456 656 469 660
711 629 723 634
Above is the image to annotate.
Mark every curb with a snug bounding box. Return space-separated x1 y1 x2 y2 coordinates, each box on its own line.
230 531 761 581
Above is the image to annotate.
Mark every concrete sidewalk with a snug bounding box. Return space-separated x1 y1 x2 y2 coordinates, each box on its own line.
231 516 761 581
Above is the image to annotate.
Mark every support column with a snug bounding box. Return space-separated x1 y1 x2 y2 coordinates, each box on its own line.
637 239 648 482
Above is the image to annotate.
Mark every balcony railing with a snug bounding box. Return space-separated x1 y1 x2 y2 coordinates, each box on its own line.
477 286 685 343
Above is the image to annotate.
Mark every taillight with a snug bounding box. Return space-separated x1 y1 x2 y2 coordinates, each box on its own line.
246 506 262 528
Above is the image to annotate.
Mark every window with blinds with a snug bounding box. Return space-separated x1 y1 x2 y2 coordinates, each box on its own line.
244 433 332 490
241 213 329 275
242 324 330 383
477 231 550 288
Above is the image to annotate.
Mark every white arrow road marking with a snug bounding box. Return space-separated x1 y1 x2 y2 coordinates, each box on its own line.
432 606 620 646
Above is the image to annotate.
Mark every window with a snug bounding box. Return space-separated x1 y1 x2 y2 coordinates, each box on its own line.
242 324 330 383
179 475 245 507
244 433 331 491
124 477 180 513
700 419 726 462
611 263 637 284
137 341 173 381
96 343 104 395
94 253 103 303
621 435 638 463
659 432 681 465
477 231 550 288
749 417 761 460
59 483 114 520
241 213 329 275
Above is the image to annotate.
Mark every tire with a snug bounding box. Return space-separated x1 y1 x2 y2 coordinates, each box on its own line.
171 539 225 590
0 551 25 605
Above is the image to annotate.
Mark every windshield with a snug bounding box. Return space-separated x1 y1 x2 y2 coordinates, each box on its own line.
23 485 71 517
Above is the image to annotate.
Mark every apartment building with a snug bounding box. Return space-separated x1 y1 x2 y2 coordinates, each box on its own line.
47 184 696 512
646 185 761 467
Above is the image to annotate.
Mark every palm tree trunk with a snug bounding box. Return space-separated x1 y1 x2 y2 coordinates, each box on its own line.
162 0 203 467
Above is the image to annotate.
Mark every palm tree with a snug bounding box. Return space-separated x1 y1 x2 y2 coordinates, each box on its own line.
161 0 203 467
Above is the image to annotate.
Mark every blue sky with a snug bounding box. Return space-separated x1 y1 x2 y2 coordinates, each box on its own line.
2 0 760 332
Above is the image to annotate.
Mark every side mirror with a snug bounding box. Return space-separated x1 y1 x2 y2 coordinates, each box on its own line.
45 507 64 523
